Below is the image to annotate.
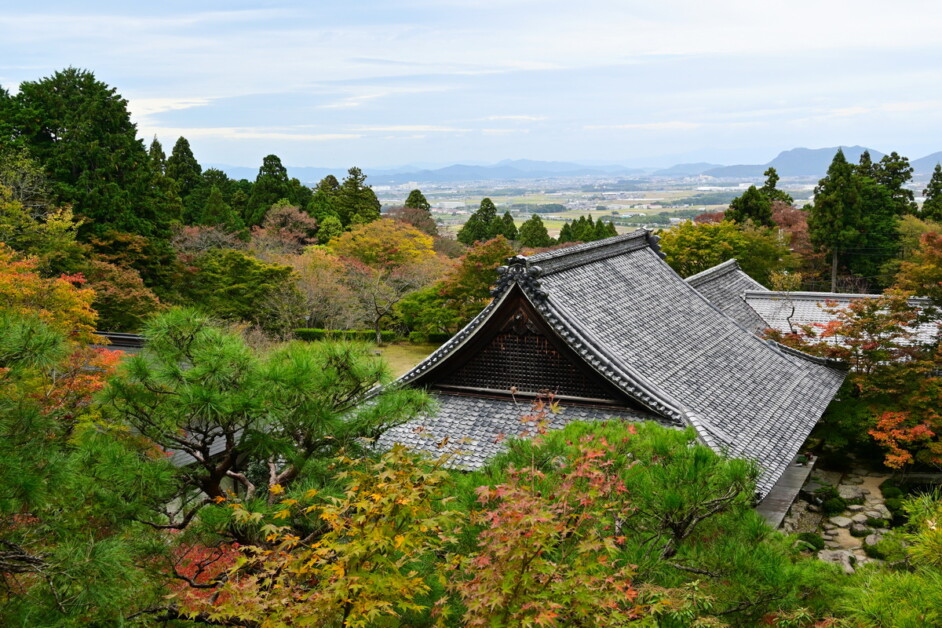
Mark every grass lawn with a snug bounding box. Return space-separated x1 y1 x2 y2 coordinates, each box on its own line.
377 342 439 378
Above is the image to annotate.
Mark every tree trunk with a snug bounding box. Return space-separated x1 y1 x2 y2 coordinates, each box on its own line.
830 249 838 293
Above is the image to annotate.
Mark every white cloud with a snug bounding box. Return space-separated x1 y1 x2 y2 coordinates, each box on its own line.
584 121 702 131
139 126 362 142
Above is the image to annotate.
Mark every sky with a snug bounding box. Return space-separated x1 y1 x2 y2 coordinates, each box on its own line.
2 0 942 170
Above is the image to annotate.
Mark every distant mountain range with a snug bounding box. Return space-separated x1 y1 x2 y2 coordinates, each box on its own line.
210 147 942 186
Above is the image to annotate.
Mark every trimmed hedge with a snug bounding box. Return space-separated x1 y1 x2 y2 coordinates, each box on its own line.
295 329 397 343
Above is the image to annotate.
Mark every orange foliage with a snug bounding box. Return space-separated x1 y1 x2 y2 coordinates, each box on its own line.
0 243 97 342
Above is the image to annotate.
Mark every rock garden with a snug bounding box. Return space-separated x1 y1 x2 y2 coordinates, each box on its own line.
780 465 921 574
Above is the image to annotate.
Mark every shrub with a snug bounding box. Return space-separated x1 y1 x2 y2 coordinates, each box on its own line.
881 486 903 500
884 498 904 512
815 485 840 501
866 517 889 528
796 532 825 551
822 497 848 515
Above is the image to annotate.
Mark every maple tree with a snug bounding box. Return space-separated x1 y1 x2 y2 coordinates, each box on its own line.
0 243 97 342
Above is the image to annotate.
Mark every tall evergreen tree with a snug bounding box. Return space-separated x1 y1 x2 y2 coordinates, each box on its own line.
921 164 942 222
518 214 553 247
336 167 381 226
166 136 202 200
874 151 917 215
809 150 862 292
201 185 243 231
309 174 341 222
558 222 574 243
457 198 500 245
246 154 292 226
856 150 876 179
404 189 431 211
498 211 518 240
726 185 773 226
5 68 163 236
148 137 167 175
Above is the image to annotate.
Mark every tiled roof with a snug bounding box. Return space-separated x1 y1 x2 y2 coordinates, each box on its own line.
376 392 656 470
684 259 772 333
743 291 939 346
388 231 847 498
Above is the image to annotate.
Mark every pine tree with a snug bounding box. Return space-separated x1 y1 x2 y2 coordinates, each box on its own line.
808 150 862 291
759 167 793 205
726 185 773 226
921 164 942 222
518 214 553 247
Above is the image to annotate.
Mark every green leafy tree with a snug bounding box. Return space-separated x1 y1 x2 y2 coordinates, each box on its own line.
518 213 554 247
397 236 514 335
404 188 431 211
0 184 87 275
0 145 52 215
660 220 794 285
921 163 942 222
809 149 863 292
182 249 299 330
760 167 794 205
4 68 165 237
316 214 344 243
336 167 381 227
83 259 163 331
727 185 774 226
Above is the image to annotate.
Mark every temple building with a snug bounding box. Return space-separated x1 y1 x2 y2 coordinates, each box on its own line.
378 231 847 499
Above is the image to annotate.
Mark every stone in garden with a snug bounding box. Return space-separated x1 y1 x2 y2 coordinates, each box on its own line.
838 486 865 501
875 504 892 519
850 523 870 536
848 504 864 512
865 510 881 519
844 476 864 485
818 549 856 574
829 516 853 528
864 533 883 547
851 513 868 524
